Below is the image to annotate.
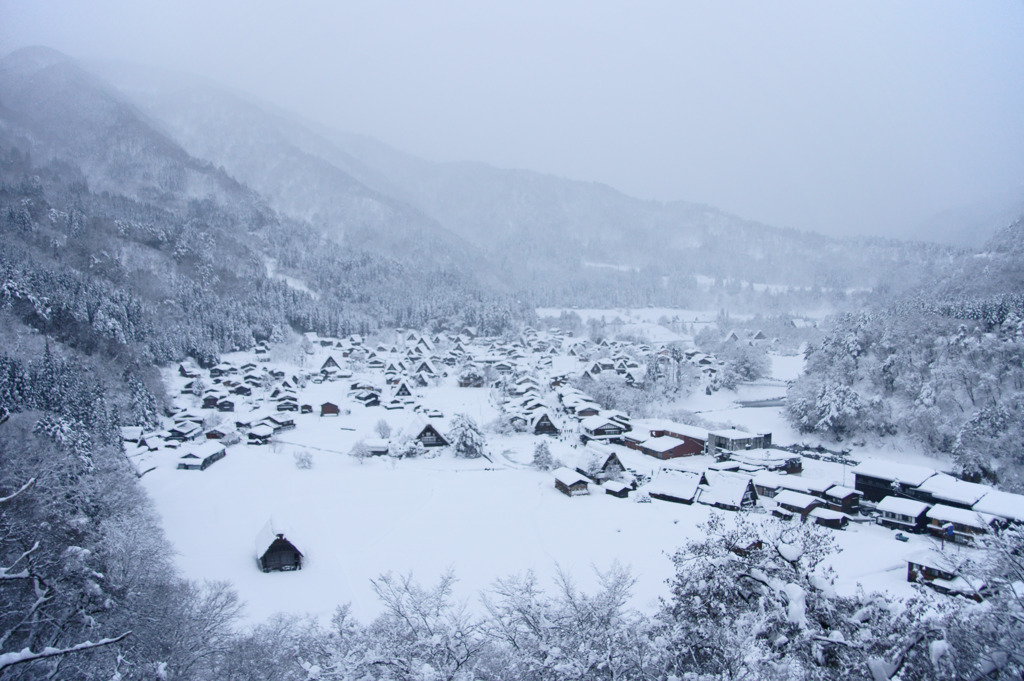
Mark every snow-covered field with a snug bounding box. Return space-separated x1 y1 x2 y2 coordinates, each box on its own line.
136 330 962 627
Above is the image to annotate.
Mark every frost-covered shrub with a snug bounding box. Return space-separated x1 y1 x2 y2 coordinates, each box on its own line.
350 440 370 463
294 450 313 469
392 438 425 459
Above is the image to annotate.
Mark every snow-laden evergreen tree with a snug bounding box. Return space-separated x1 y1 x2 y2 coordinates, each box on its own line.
657 513 955 680
449 414 486 459
531 441 555 471
946 525 1024 678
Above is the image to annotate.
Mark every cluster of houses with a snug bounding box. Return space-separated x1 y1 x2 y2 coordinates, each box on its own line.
850 460 1024 544
135 324 1024 599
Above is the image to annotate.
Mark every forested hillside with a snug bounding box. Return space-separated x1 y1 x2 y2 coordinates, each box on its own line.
787 218 1024 490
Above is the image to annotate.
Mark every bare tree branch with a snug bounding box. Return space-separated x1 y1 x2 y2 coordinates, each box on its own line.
0 479 35 506
0 631 131 674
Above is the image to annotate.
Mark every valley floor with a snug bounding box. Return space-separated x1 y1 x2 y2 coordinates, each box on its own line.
134 321 964 626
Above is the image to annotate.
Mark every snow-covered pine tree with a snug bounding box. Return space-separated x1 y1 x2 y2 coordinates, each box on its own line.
450 413 486 459
532 441 555 470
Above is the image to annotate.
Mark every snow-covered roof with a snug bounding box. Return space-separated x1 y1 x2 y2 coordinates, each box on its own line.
399 415 446 441
697 471 752 508
189 441 226 458
640 436 687 453
249 424 274 438
728 448 792 467
774 490 820 510
580 415 621 431
709 428 758 440
636 419 706 440
926 504 995 529
553 467 589 487
254 520 303 558
877 496 931 516
647 471 702 501
907 549 964 573
824 485 861 500
808 507 847 521
850 460 936 487
752 471 810 494
915 474 989 506
972 490 1024 523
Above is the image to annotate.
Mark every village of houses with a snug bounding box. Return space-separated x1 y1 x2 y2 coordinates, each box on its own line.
123 324 1024 622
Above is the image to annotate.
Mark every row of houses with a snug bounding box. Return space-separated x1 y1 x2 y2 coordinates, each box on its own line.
851 460 1024 542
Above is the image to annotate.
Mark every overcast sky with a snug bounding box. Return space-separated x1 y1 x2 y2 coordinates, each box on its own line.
2 0 1023 239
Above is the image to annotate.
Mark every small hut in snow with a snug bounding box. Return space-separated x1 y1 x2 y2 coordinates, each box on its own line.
255 521 304 572
553 467 590 497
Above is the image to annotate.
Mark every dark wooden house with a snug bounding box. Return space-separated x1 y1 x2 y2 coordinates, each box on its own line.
531 411 560 436
413 422 448 447
850 461 936 503
604 480 631 498
907 550 984 601
599 452 626 480
877 496 930 533
647 471 704 505
773 490 823 521
355 391 380 408
580 416 626 443
320 402 341 417
247 424 274 445
177 442 227 470
255 523 303 572
553 467 590 497
808 507 849 530
822 486 862 514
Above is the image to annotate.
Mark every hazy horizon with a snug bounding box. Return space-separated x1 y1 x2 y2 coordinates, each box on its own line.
2 0 1023 241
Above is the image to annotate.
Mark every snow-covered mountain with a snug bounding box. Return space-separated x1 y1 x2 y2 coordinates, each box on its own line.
89 60 483 274
96 60 960 302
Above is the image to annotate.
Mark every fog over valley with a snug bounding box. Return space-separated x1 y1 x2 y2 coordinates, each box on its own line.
0 3 1023 680
4 0 1024 242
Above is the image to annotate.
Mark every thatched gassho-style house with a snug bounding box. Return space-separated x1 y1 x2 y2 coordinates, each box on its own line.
255 522 303 572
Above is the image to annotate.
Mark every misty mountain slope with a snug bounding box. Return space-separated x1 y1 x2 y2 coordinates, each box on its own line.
93 61 486 273
0 47 525 367
92 61 960 303
327 132 966 295
909 194 1024 248
0 47 265 217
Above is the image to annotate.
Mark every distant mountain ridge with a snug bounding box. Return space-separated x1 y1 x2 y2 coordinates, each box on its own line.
0 46 977 314
94 58 964 305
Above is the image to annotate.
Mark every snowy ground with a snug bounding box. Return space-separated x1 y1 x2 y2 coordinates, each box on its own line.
139 334 960 627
